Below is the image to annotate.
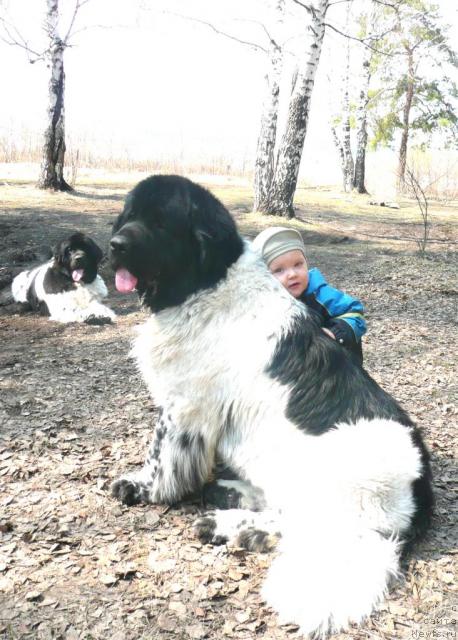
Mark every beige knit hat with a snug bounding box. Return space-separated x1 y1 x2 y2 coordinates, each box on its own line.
252 227 306 266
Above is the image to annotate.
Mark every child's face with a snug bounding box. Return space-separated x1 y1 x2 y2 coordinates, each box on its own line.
269 249 308 298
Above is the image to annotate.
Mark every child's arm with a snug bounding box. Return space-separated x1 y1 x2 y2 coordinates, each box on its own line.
326 314 366 347
305 269 366 347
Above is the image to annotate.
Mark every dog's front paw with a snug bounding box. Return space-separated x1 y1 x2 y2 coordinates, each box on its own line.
194 514 228 546
85 314 113 326
194 510 281 552
236 528 279 553
111 478 142 506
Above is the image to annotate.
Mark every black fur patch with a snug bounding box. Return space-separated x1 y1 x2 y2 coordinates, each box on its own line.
26 271 49 314
149 423 167 463
179 432 191 449
267 314 413 433
43 267 77 295
203 482 245 509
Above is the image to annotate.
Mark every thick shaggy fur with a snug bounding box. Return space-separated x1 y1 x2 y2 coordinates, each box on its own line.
12 232 115 324
109 175 433 637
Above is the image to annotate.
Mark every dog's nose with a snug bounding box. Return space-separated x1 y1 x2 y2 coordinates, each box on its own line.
110 235 128 254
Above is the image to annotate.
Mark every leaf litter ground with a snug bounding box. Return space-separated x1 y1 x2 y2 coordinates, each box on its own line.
0 180 456 640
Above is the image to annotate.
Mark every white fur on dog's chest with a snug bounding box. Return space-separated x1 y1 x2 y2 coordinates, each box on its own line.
132 250 303 435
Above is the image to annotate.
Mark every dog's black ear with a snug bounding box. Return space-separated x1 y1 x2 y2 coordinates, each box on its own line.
84 237 104 264
53 239 69 265
189 194 243 279
190 202 211 266
194 227 212 266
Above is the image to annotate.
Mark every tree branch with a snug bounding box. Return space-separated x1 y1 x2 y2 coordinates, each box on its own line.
63 0 90 44
162 10 268 54
0 16 46 61
290 0 313 15
372 0 404 8
231 17 280 49
324 21 398 56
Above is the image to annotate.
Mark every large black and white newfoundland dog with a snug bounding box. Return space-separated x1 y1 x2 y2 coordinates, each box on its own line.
12 232 115 324
109 175 433 637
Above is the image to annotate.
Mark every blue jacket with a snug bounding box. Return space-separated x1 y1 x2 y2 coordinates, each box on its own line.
300 268 366 351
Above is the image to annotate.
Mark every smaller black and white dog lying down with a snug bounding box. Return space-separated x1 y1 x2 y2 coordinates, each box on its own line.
109 175 433 638
12 232 115 324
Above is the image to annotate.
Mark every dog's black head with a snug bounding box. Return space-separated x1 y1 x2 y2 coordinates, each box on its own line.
53 232 103 284
110 175 244 312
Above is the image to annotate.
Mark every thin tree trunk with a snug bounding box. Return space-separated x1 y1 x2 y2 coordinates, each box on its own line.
37 0 72 191
353 55 372 193
263 0 329 217
397 47 414 193
253 0 285 212
329 4 354 193
341 8 354 194
353 2 378 194
331 124 347 188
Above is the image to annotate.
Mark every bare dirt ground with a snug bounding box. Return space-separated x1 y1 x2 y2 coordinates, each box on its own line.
0 178 457 640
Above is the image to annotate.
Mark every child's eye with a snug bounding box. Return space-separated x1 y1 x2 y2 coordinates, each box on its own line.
273 268 283 274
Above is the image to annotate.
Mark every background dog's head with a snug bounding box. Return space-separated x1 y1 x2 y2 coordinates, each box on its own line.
54 232 103 284
110 175 244 312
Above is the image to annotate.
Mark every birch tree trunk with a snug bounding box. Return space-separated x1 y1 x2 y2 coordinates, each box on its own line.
353 3 377 194
341 25 354 192
397 47 415 193
353 54 372 193
331 123 346 184
37 0 72 191
263 0 329 217
329 2 354 193
253 0 285 212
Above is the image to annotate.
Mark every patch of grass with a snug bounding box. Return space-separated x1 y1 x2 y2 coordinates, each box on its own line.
293 186 458 224
234 211 324 240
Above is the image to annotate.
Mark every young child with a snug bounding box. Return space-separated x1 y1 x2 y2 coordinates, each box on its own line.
252 226 366 364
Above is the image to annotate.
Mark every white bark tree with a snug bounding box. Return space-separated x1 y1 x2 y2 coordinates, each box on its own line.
0 0 88 191
351 4 379 193
253 0 285 212
261 0 329 217
38 0 71 191
352 49 372 193
330 5 354 194
341 3 354 193
327 2 387 194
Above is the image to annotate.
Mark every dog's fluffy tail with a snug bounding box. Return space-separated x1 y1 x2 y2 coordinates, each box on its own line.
263 527 400 637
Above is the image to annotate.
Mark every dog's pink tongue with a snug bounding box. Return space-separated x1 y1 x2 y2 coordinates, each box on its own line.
72 269 84 282
115 268 138 293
